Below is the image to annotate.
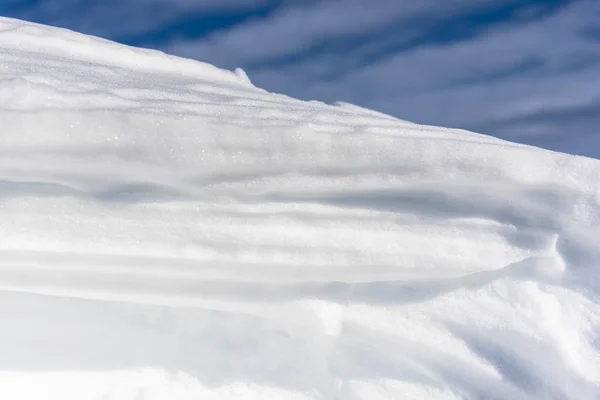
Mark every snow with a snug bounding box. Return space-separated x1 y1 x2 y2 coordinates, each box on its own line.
1 16 600 400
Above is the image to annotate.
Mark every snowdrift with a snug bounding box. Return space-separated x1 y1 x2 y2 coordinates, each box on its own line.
1 17 599 400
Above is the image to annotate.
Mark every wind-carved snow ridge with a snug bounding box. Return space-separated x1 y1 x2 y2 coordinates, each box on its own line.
1 16 600 400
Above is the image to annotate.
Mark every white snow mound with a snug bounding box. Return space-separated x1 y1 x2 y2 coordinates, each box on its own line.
1 17 600 400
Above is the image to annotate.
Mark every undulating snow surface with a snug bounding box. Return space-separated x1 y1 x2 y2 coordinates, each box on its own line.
1 17 600 400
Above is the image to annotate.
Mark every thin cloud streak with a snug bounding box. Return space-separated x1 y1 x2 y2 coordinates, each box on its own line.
166 0 527 67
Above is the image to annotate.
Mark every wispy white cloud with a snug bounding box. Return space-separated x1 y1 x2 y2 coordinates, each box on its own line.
166 0 522 67
300 1 600 123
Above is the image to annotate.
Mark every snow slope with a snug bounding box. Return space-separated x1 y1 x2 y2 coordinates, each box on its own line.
1 16 600 400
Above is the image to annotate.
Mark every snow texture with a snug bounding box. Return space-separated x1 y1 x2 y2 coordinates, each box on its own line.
1 17 600 400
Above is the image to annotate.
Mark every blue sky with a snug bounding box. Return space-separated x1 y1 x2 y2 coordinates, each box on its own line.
3 0 600 158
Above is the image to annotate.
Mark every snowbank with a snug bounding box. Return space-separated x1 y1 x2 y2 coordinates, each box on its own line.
0 17 599 400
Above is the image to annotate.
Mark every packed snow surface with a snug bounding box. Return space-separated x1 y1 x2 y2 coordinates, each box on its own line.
1 17 600 400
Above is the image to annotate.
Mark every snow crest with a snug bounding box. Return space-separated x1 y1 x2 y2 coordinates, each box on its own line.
1 17 600 400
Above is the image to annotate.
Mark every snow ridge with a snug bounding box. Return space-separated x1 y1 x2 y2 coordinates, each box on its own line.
1 17 600 400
